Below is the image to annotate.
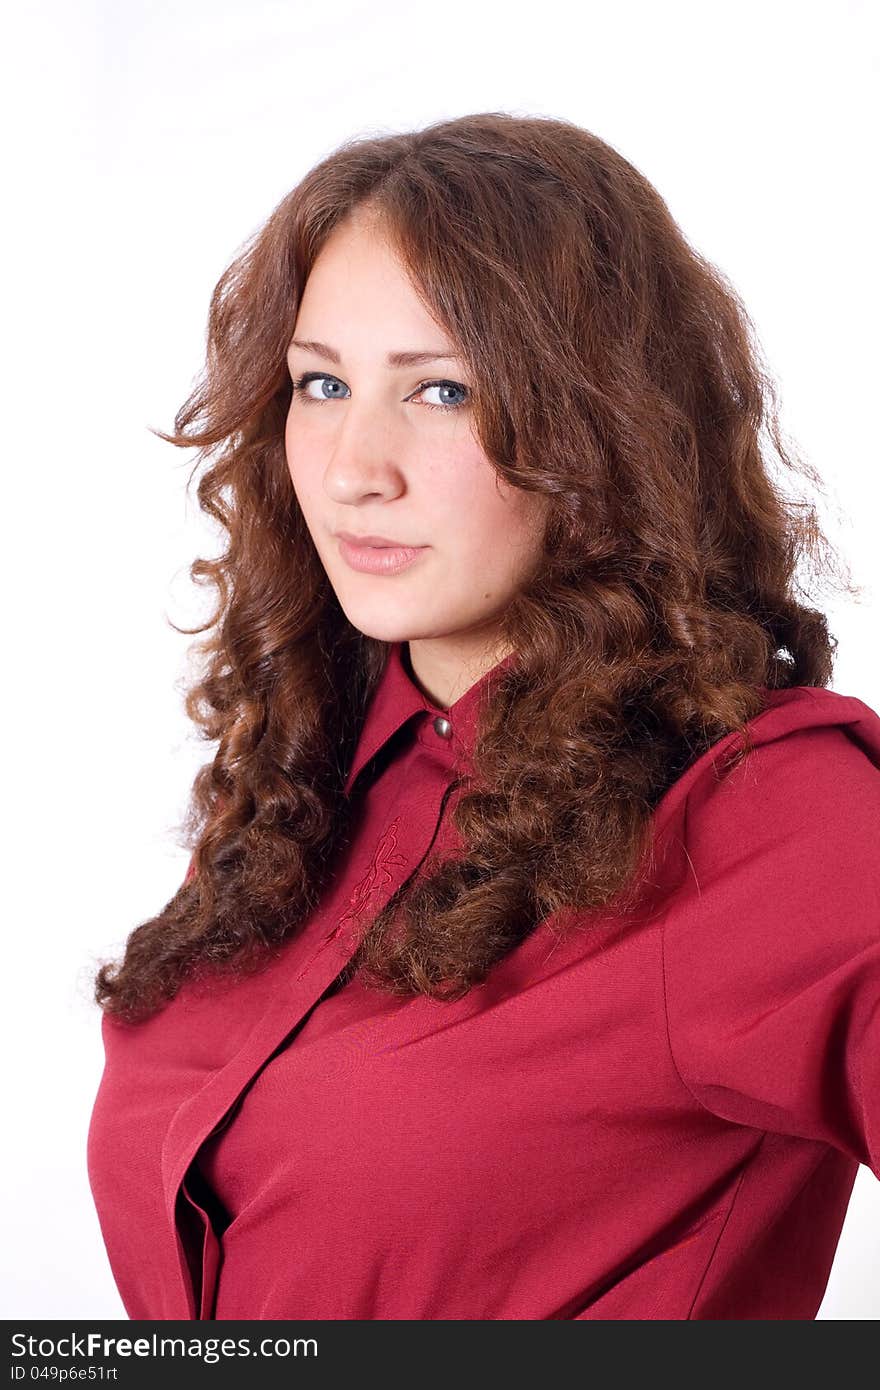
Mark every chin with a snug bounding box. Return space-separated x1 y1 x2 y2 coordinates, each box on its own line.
331 594 427 645
339 601 463 647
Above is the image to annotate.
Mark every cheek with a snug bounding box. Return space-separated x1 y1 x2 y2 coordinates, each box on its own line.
284 412 299 481
284 416 317 509
456 469 545 559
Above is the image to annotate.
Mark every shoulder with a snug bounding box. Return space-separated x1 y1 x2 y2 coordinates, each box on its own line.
666 685 880 878
658 684 880 972
658 685 880 1155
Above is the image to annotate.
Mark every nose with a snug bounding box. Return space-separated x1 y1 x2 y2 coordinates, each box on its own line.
321 400 407 505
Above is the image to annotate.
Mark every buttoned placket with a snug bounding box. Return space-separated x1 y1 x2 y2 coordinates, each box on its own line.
167 930 371 1317
168 707 466 1319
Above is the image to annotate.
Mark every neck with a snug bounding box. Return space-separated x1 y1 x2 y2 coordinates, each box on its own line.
404 632 514 710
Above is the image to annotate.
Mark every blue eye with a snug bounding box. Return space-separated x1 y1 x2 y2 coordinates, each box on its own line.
417 381 469 410
292 372 350 401
290 372 469 412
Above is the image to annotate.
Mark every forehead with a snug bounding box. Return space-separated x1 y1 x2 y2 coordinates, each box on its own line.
307 210 406 288
293 216 451 350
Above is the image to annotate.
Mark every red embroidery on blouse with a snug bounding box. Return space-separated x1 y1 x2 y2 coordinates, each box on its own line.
337 816 409 932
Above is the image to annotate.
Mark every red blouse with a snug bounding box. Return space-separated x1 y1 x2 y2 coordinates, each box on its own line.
87 642 880 1320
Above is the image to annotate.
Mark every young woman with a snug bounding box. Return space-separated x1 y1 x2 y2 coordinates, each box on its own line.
87 111 880 1321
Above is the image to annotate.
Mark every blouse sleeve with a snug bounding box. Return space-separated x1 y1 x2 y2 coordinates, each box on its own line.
661 722 880 1178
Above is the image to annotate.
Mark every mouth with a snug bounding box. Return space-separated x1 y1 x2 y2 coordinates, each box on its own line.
335 531 421 547
336 535 429 576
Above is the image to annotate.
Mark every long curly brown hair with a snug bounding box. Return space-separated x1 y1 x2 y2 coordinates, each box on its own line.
93 111 859 1024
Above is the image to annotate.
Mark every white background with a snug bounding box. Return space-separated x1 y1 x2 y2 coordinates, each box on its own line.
2 0 877 1319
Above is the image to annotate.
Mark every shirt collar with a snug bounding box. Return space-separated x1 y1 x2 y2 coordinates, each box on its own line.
344 641 517 796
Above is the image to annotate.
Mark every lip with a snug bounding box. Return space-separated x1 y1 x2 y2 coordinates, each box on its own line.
336 533 428 576
336 531 418 548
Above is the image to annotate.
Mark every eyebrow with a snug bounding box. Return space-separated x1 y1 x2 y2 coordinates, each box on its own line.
288 339 460 369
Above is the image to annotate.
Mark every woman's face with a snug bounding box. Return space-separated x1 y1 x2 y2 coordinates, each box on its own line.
284 210 548 676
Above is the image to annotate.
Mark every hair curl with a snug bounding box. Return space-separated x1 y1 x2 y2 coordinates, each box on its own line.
93 111 860 1024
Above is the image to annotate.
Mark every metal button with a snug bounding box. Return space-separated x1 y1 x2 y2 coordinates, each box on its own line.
432 715 453 739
